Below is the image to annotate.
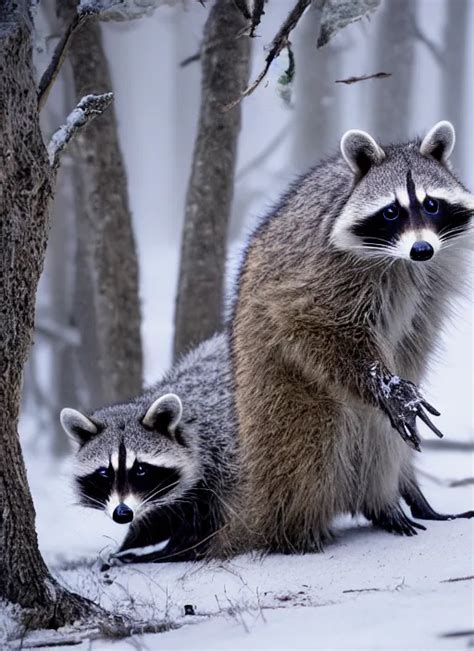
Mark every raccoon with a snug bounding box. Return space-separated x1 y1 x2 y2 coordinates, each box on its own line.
61 333 235 563
224 121 474 555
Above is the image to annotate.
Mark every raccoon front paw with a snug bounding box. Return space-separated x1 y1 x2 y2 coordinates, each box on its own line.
370 365 443 450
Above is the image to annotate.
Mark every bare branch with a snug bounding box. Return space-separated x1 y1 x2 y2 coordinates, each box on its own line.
250 0 265 36
37 8 98 110
180 26 249 68
412 23 443 65
48 92 113 169
335 71 391 84
225 0 310 110
440 575 474 584
423 438 474 452
234 0 251 21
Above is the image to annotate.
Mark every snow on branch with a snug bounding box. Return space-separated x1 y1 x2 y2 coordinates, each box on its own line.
79 0 184 21
48 93 113 170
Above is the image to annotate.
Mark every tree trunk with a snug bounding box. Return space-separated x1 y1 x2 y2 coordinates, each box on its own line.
173 0 251 360
369 0 416 141
442 0 468 170
0 1 95 626
58 2 143 410
292 3 342 171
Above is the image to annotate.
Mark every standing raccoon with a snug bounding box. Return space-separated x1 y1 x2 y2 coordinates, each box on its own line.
61 333 235 562
226 121 474 554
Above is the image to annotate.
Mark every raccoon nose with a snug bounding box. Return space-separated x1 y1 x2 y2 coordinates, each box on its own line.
410 240 434 261
113 503 134 524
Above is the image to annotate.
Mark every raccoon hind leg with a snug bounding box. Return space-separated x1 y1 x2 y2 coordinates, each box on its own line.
401 478 474 521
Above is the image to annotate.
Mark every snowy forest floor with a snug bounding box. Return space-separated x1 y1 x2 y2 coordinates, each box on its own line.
2 445 473 650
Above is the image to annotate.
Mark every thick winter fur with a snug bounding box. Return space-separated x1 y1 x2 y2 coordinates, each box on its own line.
62 333 236 562
224 122 473 555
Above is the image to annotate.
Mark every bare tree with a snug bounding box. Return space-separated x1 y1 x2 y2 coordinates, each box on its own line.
292 3 342 171
173 0 251 360
442 0 468 170
57 2 143 410
369 0 416 140
0 1 109 626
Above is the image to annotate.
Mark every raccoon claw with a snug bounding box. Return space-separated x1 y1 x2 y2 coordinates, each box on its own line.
401 481 474 521
377 375 443 449
365 505 426 536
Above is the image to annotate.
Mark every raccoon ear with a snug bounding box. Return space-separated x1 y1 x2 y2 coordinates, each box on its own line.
142 393 183 437
419 121 455 165
60 408 98 448
341 129 386 177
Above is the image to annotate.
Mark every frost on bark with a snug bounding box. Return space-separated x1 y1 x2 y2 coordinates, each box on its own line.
0 0 98 625
58 1 143 410
173 0 251 360
369 0 416 141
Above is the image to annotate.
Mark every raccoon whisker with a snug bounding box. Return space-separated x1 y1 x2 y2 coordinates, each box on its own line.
77 493 106 511
141 480 181 506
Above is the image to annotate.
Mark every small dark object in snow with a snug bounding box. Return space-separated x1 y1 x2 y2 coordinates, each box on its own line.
103 579 113 585
184 604 196 616
100 563 111 572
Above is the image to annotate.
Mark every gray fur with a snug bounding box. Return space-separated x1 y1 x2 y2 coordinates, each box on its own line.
223 122 473 554
64 333 236 561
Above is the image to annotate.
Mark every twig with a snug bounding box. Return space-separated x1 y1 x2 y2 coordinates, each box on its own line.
441 575 474 584
423 439 474 452
250 0 266 36
224 0 311 110
236 121 289 181
412 23 443 65
37 8 98 110
342 588 380 594
48 93 113 170
180 26 249 68
440 630 474 639
336 72 391 84
417 469 474 488
234 0 251 21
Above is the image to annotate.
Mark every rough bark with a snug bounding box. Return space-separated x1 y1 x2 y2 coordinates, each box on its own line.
442 0 468 170
0 0 96 625
173 0 251 360
370 0 416 141
58 1 143 410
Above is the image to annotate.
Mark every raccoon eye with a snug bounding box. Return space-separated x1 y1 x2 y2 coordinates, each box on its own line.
135 464 147 477
423 197 439 214
382 203 399 221
96 467 109 477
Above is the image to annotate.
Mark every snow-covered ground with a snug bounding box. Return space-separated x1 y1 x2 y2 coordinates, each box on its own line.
3 443 472 650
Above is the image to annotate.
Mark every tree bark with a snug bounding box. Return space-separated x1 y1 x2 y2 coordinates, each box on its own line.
173 0 251 360
58 1 143 410
0 0 96 626
370 0 416 141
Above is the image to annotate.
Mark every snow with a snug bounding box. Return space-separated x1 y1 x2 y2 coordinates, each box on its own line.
5 445 471 649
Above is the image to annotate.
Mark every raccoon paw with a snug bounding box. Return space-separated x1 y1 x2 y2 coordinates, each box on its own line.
365 505 427 537
371 368 443 450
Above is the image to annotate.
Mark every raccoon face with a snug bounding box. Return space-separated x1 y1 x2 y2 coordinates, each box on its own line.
332 121 474 261
61 394 198 525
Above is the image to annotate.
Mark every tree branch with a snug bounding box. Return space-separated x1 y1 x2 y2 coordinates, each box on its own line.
225 0 310 110
412 23 443 65
250 0 265 36
234 0 251 21
47 92 113 170
37 8 98 110
335 71 391 84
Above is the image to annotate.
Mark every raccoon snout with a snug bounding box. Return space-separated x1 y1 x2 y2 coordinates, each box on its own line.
410 240 434 262
113 503 134 524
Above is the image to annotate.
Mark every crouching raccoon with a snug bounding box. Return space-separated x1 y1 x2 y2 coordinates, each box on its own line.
60 333 235 563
